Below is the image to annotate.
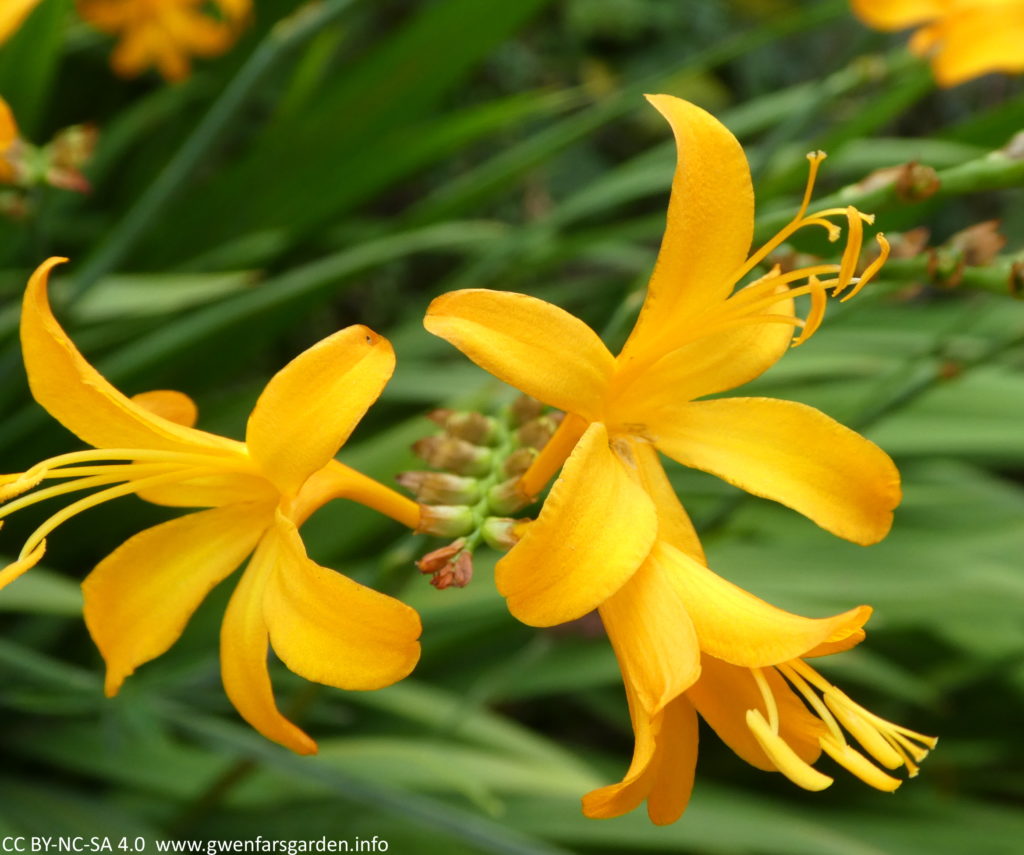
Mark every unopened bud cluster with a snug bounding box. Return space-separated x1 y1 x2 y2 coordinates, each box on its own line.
401 396 558 589
1 122 97 218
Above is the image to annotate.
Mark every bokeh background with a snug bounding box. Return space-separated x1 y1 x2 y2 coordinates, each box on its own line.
2 1 1023 853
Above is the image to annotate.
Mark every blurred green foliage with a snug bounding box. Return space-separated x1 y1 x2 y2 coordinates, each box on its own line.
2 0 1024 853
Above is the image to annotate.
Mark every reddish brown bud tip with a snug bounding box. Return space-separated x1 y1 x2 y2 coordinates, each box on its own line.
516 417 557 451
430 551 474 589
411 436 492 476
397 471 480 504
503 447 538 478
416 538 467 575
509 395 544 426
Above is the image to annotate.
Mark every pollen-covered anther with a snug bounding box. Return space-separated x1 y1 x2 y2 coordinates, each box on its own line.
412 436 492 477
0 465 47 502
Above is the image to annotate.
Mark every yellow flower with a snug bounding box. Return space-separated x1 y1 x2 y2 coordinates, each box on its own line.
852 0 1024 86
425 94 898 630
0 0 43 44
582 486 934 824
1 257 422 755
75 0 250 82
0 96 19 184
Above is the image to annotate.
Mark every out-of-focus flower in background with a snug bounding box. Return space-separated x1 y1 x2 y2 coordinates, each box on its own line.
75 0 251 81
0 0 43 44
0 258 422 755
852 0 1024 86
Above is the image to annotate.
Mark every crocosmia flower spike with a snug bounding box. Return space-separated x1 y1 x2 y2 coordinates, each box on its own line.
75 0 251 82
425 95 934 822
852 0 1024 86
0 258 421 755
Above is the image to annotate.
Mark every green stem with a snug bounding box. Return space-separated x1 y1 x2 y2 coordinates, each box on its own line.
69 0 360 299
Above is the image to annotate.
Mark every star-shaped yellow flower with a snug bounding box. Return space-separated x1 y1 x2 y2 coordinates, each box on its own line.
75 0 250 82
852 0 1024 86
425 94 899 630
1 258 421 755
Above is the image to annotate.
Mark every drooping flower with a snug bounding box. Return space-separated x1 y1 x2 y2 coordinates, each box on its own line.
581 473 934 823
75 0 251 82
1 257 421 755
0 0 43 44
852 0 1024 86
425 94 898 630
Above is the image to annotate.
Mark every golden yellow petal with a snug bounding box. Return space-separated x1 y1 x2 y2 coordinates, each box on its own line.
20 258 237 454
425 289 616 422
246 325 394 496
651 397 901 545
82 504 270 696
850 0 945 30
220 531 318 755
0 96 18 151
582 682 698 824
136 472 277 509
618 95 754 363
0 537 46 591
630 439 704 561
928 6 1024 86
263 516 421 690
600 544 700 716
687 655 826 771
659 543 871 668
131 390 199 428
494 422 657 626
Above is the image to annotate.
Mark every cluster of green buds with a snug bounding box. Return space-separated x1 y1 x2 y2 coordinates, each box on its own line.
400 396 560 589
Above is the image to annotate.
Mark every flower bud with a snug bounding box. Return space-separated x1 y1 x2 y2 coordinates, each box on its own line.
415 504 476 537
397 471 480 504
429 550 474 589
487 477 530 515
481 517 525 551
516 416 557 450
412 436 492 476
509 395 543 426
416 538 467 575
503 447 537 478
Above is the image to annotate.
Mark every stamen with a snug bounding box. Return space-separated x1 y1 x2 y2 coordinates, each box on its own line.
0 538 47 592
795 151 828 223
819 735 902 792
18 467 213 560
746 709 834 791
840 233 890 302
778 663 845 744
793 276 827 346
751 667 779 732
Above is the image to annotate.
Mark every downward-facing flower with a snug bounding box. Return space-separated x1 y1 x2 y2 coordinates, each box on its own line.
0 0 42 44
1 258 421 755
425 94 899 631
76 0 250 82
852 0 1024 86
581 479 934 824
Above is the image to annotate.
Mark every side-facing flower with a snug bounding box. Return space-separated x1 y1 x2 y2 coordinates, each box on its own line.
76 0 251 82
425 94 898 630
581 477 934 824
1 258 421 755
852 0 1024 86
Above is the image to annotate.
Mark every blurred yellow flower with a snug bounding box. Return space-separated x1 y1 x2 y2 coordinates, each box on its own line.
76 0 251 82
425 95 898 630
0 257 421 755
0 0 43 44
0 96 20 184
583 486 934 824
852 0 1024 86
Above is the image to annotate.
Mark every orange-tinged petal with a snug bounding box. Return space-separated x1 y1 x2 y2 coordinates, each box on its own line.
0 96 18 151
619 95 753 363
600 544 700 715
651 397 901 545
660 542 871 668
131 390 198 428
687 655 826 771
20 258 237 455
263 516 421 690
0 0 43 44
631 439 704 561
583 683 698 824
425 289 615 422
83 504 270 696
220 529 317 755
246 325 394 496
494 422 657 626
850 0 946 29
